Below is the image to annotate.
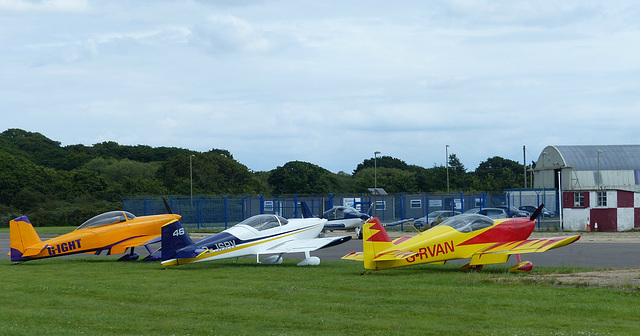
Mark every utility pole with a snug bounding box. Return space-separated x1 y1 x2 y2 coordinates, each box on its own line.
190 154 194 206
374 151 381 189
445 145 450 193
523 145 527 189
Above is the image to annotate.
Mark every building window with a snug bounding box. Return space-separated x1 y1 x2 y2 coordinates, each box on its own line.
410 199 422 209
597 191 607 207
574 192 584 207
264 200 274 212
375 200 386 211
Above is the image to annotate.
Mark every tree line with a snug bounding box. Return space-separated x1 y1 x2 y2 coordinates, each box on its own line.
0 128 531 226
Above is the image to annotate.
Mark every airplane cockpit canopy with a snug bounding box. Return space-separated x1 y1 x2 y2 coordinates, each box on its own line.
237 214 288 231
76 211 136 230
436 214 493 233
324 206 359 220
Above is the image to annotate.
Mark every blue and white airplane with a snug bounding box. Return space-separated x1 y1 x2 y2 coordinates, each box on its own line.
160 202 351 267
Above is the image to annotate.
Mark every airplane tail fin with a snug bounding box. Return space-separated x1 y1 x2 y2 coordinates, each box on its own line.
362 217 394 270
300 201 314 218
161 220 194 262
9 216 43 262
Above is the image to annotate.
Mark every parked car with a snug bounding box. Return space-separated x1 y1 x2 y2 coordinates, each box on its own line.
413 210 461 229
463 207 508 219
519 205 556 218
496 205 530 218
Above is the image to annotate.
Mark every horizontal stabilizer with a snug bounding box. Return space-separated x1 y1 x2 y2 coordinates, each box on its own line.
373 250 419 261
342 251 364 261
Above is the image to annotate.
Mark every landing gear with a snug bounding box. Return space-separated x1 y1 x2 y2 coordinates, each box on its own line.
117 247 139 261
297 251 320 266
260 255 284 265
509 261 533 273
460 263 484 271
355 226 363 239
141 244 161 261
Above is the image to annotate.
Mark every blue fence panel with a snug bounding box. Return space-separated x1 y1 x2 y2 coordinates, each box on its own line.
122 192 525 230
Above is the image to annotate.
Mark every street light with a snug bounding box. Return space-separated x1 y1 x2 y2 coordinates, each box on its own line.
597 149 603 189
374 151 381 189
190 154 194 206
445 145 450 193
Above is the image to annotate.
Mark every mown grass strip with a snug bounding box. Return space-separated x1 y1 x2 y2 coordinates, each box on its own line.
1 258 638 335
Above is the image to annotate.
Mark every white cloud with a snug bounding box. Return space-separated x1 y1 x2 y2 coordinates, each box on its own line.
2 1 640 173
0 0 89 12
189 14 276 54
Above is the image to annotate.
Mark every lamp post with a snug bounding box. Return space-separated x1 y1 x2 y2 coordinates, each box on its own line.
597 149 603 189
190 154 194 206
445 145 450 193
541 151 548 204
374 151 381 189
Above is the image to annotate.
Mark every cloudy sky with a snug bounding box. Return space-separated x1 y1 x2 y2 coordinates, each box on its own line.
2 0 639 173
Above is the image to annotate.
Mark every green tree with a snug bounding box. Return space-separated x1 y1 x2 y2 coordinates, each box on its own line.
353 167 417 193
268 161 339 195
472 156 524 191
353 155 410 175
0 151 48 205
158 152 261 195
0 128 75 170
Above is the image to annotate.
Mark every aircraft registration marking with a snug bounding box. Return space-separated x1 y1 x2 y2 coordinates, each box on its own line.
406 240 454 263
47 239 82 256
213 240 236 252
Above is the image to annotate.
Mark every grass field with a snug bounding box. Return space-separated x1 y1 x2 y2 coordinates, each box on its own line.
1 257 638 336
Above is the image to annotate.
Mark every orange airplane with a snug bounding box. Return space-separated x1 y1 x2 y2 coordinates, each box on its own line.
342 205 580 273
9 210 181 262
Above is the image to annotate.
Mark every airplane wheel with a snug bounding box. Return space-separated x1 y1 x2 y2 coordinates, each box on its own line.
355 227 363 239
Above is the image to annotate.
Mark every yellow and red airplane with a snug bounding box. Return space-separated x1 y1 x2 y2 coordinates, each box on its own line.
9 210 181 262
342 205 580 272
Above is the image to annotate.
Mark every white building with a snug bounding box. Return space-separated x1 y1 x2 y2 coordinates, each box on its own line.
534 145 640 231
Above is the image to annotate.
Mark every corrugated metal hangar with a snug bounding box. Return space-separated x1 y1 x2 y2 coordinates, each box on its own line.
534 145 640 231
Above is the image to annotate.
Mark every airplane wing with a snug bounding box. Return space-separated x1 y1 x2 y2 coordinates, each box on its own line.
108 235 160 255
470 235 581 265
323 223 347 228
381 218 414 227
266 236 351 254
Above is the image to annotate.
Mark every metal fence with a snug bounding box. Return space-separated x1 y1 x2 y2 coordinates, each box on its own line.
122 189 559 231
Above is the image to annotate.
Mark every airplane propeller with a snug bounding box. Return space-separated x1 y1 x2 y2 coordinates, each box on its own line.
529 204 545 221
162 197 174 214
